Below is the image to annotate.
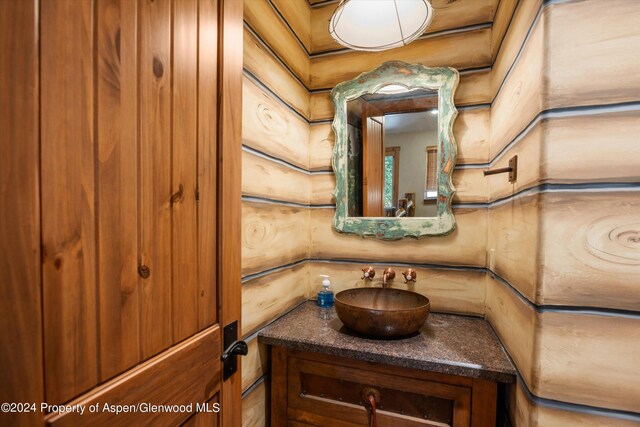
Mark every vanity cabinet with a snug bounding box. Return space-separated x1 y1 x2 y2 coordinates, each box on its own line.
261 303 515 427
271 347 498 427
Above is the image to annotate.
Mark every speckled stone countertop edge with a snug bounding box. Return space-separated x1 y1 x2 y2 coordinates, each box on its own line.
259 334 516 384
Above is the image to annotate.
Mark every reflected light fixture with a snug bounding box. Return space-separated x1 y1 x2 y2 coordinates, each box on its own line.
329 0 434 52
376 84 409 94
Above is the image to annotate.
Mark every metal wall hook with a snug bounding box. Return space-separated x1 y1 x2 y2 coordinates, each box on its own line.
483 155 517 183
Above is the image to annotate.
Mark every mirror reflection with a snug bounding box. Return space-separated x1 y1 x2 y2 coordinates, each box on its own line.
346 88 439 218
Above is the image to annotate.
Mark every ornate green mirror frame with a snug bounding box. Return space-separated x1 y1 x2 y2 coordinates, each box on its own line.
331 61 459 239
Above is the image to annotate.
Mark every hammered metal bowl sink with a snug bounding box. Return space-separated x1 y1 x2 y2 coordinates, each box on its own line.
334 288 430 338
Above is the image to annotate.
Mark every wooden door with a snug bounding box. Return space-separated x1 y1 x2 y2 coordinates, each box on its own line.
362 110 385 217
0 0 242 425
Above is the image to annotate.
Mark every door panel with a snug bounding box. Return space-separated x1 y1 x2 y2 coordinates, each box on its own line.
138 0 174 359
0 1 43 425
45 326 221 426
25 0 241 424
41 0 99 405
172 0 200 343
96 0 141 382
182 395 220 427
197 0 219 331
363 113 384 217
217 0 244 424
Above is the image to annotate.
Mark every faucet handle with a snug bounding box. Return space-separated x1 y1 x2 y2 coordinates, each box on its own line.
361 266 376 280
402 269 417 283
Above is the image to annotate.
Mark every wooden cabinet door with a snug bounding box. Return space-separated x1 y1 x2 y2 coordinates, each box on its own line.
286 355 471 427
0 0 242 425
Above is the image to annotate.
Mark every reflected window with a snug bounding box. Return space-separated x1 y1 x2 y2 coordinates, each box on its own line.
424 146 438 200
384 146 399 210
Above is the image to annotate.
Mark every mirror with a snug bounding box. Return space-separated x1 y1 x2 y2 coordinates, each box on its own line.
331 61 459 239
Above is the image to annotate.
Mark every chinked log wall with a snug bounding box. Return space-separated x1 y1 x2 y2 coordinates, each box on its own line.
240 0 640 425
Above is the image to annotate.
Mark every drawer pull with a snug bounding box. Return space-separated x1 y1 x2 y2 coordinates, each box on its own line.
361 387 381 427
367 394 377 427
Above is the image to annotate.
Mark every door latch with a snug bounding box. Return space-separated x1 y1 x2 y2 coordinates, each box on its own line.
221 321 248 380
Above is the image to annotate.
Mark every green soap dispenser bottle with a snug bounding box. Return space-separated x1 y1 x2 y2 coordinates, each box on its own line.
317 275 334 308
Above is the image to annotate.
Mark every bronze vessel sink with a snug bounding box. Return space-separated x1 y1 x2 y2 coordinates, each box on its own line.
334 288 430 338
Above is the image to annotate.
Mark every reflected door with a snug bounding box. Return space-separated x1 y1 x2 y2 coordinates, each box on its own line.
363 111 385 217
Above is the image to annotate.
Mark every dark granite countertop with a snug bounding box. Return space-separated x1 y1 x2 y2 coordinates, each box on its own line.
259 302 516 383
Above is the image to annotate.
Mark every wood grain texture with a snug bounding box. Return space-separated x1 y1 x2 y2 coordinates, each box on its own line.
537 311 640 412
139 0 173 360
310 0 496 54
310 207 488 267
219 1 244 425
310 168 489 205
197 0 218 330
13 0 234 421
455 70 492 106
487 194 542 304
489 271 640 412
96 0 140 381
243 76 309 169
306 262 485 316
241 263 308 337
490 11 544 160
453 107 490 164
40 0 98 404
309 124 334 171
242 338 270 393
487 123 544 202
271 0 311 52
546 0 640 108
485 275 537 394
244 0 309 85
490 0 518 61
242 379 268 427
451 168 489 203
242 201 309 276
471 379 497 427
287 353 473 426
309 91 333 122
310 28 492 90
544 111 640 184
242 150 311 204
310 173 335 205
362 113 384 217
172 0 199 344
0 1 43 424
491 0 542 97
511 379 640 427
540 192 640 311
270 346 288 426
489 111 640 202
244 27 309 118
183 395 220 427
46 326 221 426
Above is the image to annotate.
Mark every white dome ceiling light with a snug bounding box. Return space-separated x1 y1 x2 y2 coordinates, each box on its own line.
329 0 434 52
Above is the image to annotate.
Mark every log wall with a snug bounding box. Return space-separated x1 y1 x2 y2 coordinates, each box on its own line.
487 0 640 423
241 0 640 424
240 1 311 423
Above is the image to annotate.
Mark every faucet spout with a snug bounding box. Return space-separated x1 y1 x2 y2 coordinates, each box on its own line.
382 268 396 287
